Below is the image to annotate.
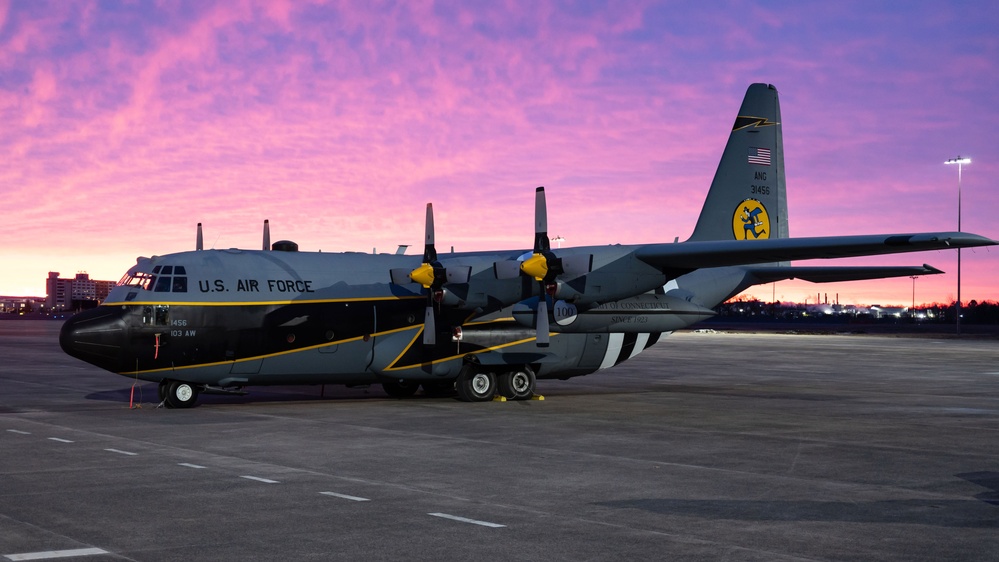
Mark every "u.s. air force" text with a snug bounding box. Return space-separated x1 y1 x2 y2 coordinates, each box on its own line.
199 279 315 293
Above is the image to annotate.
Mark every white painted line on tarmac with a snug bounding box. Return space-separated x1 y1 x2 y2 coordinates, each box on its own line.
47 438 73 443
4 547 109 560
427 512 505 528
240 475 279 484
178 463 206 469
319 491 370 502
104 448 137 456
6 429 30 435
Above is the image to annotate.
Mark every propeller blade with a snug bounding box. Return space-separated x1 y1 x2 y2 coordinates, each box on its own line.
263 219 271 251
423 203 437 263
533 186 550 253
423 304 436 346
536 296 550 347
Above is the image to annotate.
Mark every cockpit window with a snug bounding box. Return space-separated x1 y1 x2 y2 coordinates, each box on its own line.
119 266 187 292
118 272 155 290
153 276 172 292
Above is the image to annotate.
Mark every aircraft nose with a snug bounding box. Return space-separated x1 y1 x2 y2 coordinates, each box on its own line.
60 307 129 371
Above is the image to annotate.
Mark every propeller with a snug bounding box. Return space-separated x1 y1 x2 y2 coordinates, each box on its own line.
389 204 470 346
501 187 592 347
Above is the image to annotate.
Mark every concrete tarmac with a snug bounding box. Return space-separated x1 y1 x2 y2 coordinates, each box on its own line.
1 320 998 561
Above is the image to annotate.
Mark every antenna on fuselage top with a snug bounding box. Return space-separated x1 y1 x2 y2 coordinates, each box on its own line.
263 219 270 251
196 223 204 251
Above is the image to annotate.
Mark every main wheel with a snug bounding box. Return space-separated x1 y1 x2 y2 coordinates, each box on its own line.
382 379 420 398
455 366 496 402
497 367 536 401
164 380 199 409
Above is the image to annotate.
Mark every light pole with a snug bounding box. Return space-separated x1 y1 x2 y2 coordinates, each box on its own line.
945 156 970 335
909 275 917 319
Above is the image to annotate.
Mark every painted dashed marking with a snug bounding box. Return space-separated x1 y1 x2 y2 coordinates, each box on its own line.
240 475 279 484
6 429 30 435
427 512 505 528
104 448 137 456
47 438 73 443
178 463 206 469
319 491 370 502
3 547 109 560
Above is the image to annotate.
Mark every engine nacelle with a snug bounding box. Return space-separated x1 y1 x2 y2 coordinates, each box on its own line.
512 293 716 333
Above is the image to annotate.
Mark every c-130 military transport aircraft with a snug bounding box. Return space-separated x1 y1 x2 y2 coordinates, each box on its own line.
61 84 996 407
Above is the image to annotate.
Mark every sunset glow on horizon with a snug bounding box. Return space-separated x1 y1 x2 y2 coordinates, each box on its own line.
3 1 997 306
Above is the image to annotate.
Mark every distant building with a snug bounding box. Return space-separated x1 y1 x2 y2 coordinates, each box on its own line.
0 296 44 314
46 272 116 311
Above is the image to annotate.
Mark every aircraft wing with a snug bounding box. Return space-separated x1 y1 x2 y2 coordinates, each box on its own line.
634 232 996 271
745 264 943 284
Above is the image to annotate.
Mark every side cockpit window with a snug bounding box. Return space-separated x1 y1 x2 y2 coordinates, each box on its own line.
118 272 155 290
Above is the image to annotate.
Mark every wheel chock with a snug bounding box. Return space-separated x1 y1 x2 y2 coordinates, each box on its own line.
531 395 545 401
493 395 507 402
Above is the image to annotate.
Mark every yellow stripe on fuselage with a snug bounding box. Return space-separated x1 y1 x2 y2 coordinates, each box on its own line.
102 295 424 307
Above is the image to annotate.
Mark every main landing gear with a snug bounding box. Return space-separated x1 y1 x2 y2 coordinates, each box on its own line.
455 364 536 402
158 380 200 408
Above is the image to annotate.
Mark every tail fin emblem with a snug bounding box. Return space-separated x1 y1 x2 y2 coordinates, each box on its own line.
732 198 771 240
733 116 779 131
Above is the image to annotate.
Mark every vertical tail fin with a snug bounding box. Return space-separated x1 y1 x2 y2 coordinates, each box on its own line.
688 83 788 243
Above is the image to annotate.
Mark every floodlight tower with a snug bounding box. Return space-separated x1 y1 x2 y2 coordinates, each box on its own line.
945 156 971 335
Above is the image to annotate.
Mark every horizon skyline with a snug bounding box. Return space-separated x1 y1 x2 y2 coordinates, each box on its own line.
4 1 997 304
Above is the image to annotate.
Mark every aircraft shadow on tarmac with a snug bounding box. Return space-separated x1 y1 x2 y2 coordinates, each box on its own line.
598 475 999 528
84 384 433 405
959 471 999 506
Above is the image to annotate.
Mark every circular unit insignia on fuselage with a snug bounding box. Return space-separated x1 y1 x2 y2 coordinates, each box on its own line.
731 198 770 240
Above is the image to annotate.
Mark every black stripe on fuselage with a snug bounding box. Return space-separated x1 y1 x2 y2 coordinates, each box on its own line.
645 332 662 349
613 333 639 366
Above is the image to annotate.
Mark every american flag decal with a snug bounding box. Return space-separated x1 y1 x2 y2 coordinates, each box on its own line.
748 147 771 166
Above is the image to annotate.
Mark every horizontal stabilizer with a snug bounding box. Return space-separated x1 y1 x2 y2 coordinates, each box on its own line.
636 232 996 271
747 264 943 284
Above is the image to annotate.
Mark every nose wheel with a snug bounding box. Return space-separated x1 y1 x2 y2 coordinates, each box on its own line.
159 380 200 408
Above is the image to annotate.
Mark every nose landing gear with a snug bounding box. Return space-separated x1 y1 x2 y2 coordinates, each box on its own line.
159 380 200 408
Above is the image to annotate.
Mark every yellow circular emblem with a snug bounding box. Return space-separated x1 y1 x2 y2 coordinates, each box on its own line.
732 198 770 240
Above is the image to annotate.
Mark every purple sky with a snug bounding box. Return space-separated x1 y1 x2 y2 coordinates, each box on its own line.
3 0 997 305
